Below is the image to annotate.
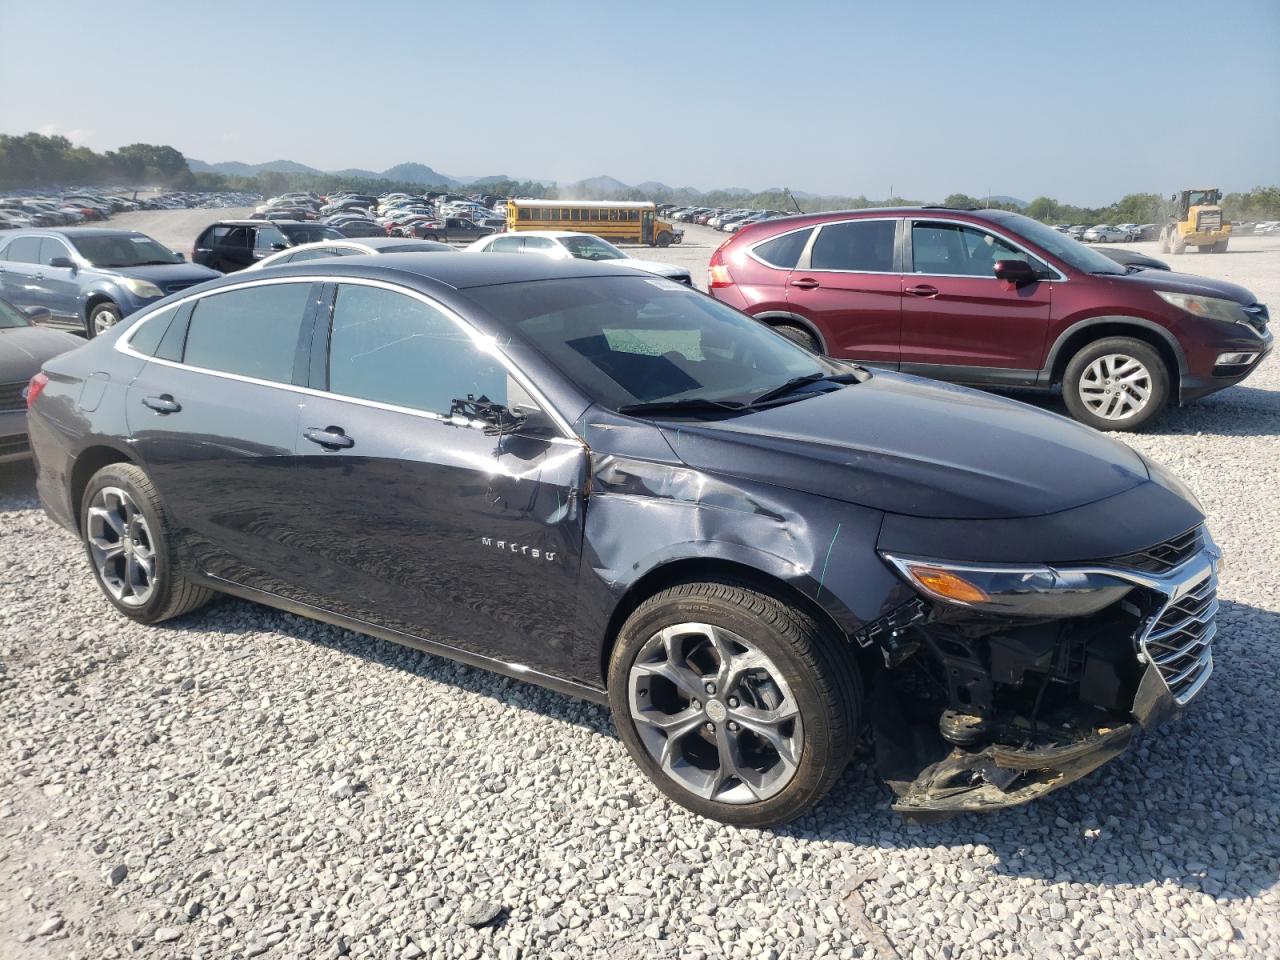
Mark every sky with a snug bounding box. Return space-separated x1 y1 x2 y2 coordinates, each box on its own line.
2 0 1278 205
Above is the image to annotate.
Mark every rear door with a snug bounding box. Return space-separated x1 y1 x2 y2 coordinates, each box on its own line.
125 278 322 589
216 226 254 271
284 280 589 677
900 219 1054 381
0 236 51 316
782 218 902 365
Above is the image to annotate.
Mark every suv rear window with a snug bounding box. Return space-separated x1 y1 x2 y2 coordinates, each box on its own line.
810 220 897 272
751 229 812 269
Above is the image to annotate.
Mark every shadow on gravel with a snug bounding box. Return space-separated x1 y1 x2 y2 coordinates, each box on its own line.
0 460 38 512
789 597 1280 900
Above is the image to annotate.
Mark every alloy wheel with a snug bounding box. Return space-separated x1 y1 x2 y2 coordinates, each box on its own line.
628 622 803 804
86 486 156 606
92 308 120 335
1078 353 1153 421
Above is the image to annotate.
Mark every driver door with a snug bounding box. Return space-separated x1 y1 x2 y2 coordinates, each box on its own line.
285 281 589 677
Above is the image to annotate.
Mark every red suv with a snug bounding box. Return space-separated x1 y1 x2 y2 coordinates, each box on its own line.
708 208 1271 430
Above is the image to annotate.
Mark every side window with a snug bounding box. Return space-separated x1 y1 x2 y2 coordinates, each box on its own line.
254 226 287 252
751 229 813 269
221 226 250 249
911 222 1045 277
810 220 896 272
126 305 177 357
183 283 312 383
39 239 73 266
4 236 43 263
204 225 230 247
490 236 523 252
327 284 508 415
523 237 555 252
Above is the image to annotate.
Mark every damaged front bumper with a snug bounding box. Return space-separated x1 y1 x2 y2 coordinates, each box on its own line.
869 536 1220 819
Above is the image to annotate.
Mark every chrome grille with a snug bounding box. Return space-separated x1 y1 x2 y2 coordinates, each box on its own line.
0 379 27 412
1140 571 1217 704
1108 526 1203 574
164 280 198 295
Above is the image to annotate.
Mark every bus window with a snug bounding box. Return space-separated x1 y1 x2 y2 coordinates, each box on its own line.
518 208 530 221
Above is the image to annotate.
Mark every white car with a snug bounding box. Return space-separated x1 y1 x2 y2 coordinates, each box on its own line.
247 237 456 269
1083 224 1129 243
465 230 693 284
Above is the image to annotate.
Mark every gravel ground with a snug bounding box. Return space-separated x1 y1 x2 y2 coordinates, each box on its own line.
1 214 1278 959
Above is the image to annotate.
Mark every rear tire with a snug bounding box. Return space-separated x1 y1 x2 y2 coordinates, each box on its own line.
1062 336 1169 432
655 231 672 248
607 581 861 828
1211 240 1228 253
80 462 215 623
773 322 822 354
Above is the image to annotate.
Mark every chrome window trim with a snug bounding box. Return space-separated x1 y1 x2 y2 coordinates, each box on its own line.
743 224 818 270
115 274 583 446
907 216 1068 282
793 216 902 276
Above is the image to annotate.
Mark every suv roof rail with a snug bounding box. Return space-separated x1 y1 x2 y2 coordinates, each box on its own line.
920 204 982 211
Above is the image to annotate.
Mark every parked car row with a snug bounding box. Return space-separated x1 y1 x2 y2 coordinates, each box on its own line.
251 190 504 244
662 205 790 232
0 189 261 230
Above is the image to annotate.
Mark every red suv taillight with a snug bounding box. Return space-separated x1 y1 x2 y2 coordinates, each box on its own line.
25 372 48 410
708 242 734 289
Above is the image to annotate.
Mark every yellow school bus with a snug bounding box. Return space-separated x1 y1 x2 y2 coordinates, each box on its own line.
506 199 682 247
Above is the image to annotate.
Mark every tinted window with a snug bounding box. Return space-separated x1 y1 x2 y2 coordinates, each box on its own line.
911 221 1043 276
127 306 177 356
221 226 250 248
811 220 896 272
752 229 812 269
183 283 311 383
4 236 43 263
254 226 288 251
328 284 507 415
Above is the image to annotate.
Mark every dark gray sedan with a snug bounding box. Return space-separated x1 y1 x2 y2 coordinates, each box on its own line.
0 298 83 462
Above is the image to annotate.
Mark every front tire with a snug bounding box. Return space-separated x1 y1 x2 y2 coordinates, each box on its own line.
1169 229 1186 254
87 302 122 338
81 463 215 623
607 581 861 828
773 322 822 354
1062 337 1169 432
655 231 673 248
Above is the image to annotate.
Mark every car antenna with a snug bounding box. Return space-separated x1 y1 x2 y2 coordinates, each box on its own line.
785 188 804 214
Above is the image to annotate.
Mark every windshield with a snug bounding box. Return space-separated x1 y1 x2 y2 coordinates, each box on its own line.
0 299 31 328
70 234 180 267
465 275 838 413
1187 190 1220 206
560 235 626 261
281 225 345 243
994 213 1125 275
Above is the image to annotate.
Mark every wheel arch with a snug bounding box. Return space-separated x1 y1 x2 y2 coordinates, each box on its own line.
752 312 829 354
69 442 139 532
1044 316 1186 388
597 556 871 690
82 290 118 323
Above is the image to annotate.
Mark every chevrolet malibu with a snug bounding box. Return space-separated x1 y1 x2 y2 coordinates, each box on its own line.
26 255 1220 826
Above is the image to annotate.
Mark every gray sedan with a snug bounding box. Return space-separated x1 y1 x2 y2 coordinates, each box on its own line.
0 298 83 462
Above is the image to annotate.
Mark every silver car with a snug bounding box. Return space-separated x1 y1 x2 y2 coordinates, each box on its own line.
1083 224 1129 243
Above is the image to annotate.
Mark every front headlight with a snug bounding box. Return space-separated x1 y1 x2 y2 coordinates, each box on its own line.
881 553 1134 619
119 277 164 299
1156 290 1250 326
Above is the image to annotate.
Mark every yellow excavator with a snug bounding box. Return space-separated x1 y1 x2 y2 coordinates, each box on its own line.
1159 187 1230 253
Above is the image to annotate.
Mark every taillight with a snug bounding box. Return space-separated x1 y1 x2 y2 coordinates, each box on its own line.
25 371 48 410
708 242 734 288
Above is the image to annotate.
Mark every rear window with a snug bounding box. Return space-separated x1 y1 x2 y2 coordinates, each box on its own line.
750 229 812 269
810 220 897 272
182 282 312 383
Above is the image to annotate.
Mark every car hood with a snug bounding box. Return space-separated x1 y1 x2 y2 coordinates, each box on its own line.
660 372 1150 520
91 263 222 286
0 325 84 379
595 258 689 278
1117 268 1257 304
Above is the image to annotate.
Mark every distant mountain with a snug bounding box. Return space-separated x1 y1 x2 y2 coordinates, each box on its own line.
562 175 632 196
380 162 455 185
188 158 326 177
989 195 1027 209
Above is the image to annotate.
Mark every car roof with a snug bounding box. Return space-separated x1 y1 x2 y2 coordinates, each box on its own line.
0 227 152 238
488 230 597 240
220 252 631 290
208 219 311 226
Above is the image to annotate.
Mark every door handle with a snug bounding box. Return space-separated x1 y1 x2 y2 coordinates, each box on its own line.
304 426 354 450
905 284 939 298
789 278 820 290
141 394 181 414
33 272 44 280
